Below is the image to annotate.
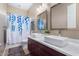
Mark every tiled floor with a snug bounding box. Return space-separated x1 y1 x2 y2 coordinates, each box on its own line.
3 43 30 56
0 46 5 56
8 46 26 56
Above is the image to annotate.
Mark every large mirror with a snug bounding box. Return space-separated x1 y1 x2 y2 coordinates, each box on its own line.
50 3 77 30
37 10 48 32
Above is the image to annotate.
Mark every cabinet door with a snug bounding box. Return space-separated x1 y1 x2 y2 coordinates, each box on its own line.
28 38 42 56
41 44 65 56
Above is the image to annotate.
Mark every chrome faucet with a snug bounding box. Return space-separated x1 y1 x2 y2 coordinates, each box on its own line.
58 29 62 36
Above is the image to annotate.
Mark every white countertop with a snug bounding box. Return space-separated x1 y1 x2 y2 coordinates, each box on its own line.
29 33 79 56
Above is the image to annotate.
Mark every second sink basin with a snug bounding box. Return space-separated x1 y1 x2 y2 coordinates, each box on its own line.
44 35 67 47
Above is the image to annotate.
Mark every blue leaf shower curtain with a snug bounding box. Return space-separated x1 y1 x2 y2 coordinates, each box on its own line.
7 14 31 44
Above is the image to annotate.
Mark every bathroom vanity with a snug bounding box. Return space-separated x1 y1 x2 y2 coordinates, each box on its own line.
28 37 65 56
28 33 79 56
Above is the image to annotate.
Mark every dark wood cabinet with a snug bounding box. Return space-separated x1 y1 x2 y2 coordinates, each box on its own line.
28 37 66 56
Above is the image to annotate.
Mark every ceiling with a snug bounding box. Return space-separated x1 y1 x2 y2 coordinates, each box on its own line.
8 3 33 10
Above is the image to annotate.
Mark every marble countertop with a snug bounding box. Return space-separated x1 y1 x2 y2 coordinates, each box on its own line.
29 33 79 56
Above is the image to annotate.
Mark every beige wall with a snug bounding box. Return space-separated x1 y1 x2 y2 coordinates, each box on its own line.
28 4 41 32
0 4 7 46
0 3 7 15
28 3 79 40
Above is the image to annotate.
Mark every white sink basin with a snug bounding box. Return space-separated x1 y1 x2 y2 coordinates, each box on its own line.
31 33 45 40
44 35 67 47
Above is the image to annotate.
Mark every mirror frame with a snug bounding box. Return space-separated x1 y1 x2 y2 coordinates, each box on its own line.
37 10 48 30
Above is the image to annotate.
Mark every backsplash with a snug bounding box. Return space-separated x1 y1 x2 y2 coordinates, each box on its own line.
50 30 79 39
